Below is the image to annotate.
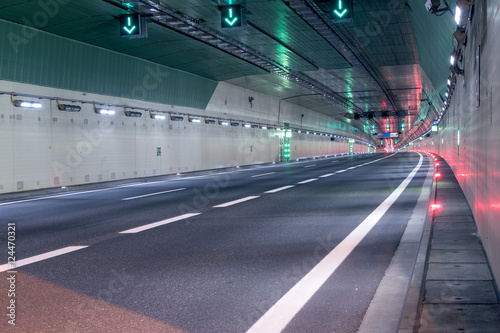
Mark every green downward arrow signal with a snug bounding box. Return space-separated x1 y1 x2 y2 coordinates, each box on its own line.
225 8 238 26
334 9 347 17
333 0 348 18
123 17 137 34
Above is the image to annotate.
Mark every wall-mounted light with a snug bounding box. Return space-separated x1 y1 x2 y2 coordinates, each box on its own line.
205 118 216 124
453 29 467 45
124 108 142 117
188 116 201 123
449 64 463 75
455 0 475 26
57 100 81 112
11 95 42 109
450 51 457 65
94 104 115 115
170 114 184 121
149 111 165 119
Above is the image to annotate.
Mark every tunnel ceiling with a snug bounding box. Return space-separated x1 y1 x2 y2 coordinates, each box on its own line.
0 0 458 146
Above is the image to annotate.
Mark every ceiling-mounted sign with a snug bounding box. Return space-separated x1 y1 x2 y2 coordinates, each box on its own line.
220 5 247 29
330 0 353 22
119 14 148 38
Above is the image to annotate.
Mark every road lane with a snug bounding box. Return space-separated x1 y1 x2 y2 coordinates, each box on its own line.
0 152 435 332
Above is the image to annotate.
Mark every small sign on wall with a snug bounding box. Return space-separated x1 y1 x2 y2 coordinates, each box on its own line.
157 147 161 156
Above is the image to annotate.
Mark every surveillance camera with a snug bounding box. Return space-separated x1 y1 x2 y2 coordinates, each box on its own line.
425 0 441 12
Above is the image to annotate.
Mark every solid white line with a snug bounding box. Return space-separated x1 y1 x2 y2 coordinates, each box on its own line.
319 173 335 178
251 172 276 178
122 188 186 201
265 186 295 194
304 164 316 168
246 154 423 333
297 178 318 184
120 213 201 234
213 196 260 208
336 170 347 173
0 246 88 273
347 166 356 170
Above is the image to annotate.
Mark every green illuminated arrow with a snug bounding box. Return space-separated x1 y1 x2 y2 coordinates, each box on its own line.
334 9 347 17
333 0 348 18
224 8 238 26
123 17 137 34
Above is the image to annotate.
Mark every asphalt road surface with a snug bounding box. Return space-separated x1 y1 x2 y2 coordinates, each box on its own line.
0 152 432 333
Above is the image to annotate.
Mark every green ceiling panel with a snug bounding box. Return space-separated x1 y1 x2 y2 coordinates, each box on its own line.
0 19 218 109
407 0 457 95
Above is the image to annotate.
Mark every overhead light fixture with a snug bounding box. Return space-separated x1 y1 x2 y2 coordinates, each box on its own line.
455 5 462 24
205 118 216 124
450 51 457 65
170 114 184 121
219 120 229 126
94 104 115 115
455 0 475 25
125 111 142 117
188 116 201 123
11 95 42 109
57 100 81 112
244 123 251 128
449 64 463 75
260 125 267 129
447 79 451 85
276 127 281 131
298 130 302 133
453 29 467 45
445 92 449 97
124 108 142 117
149 110 165 119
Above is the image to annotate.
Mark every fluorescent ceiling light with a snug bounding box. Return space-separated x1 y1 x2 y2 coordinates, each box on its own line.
455 6 462 25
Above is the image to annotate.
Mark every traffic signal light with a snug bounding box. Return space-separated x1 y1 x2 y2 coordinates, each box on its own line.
119 14 147 38
220 5 246 29
330 0 353 22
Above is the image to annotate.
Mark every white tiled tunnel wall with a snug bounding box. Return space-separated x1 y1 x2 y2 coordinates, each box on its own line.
412 2 500 288
0 80 371 194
